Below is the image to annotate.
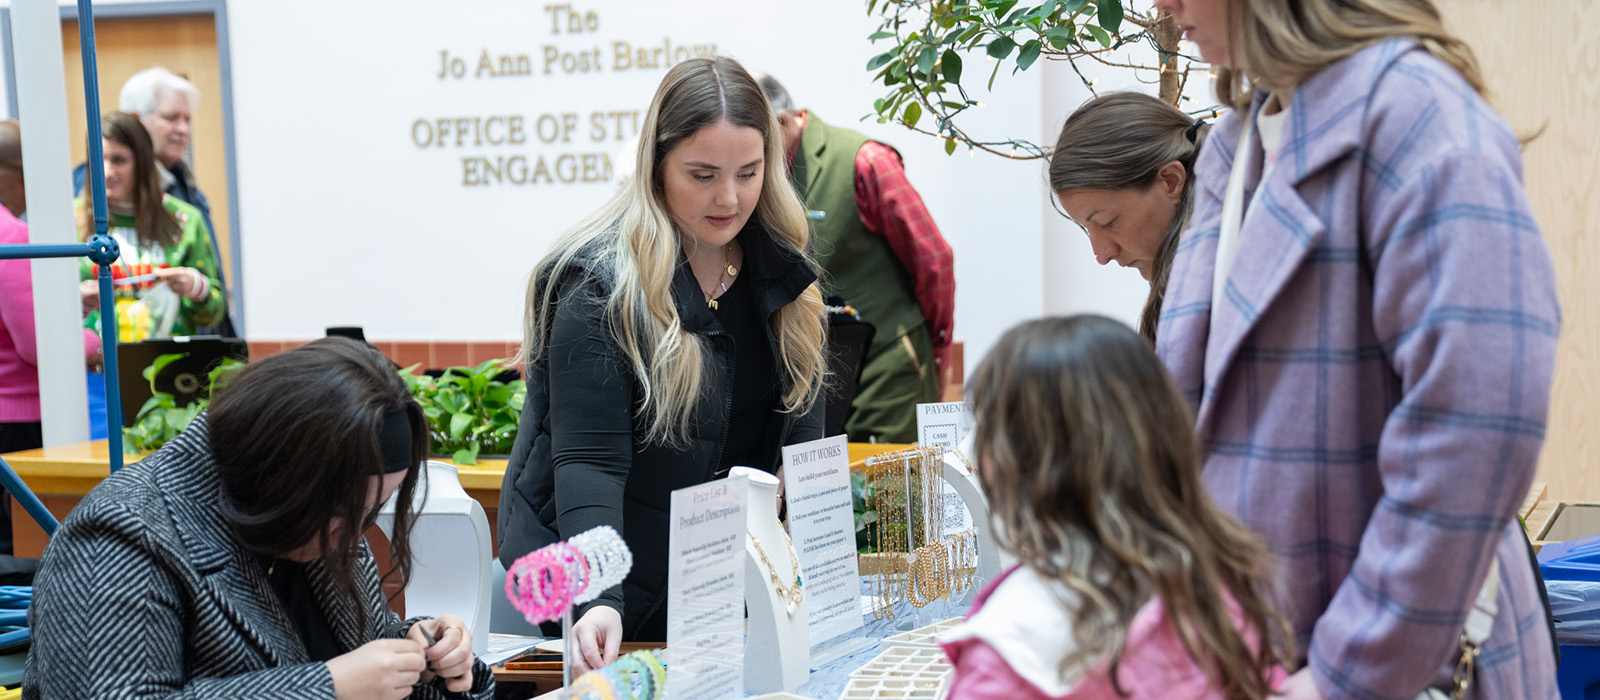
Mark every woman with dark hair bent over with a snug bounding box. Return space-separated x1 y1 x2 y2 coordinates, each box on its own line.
24 338 493 700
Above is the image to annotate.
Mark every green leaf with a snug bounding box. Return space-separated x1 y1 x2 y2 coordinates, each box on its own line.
1096 0 1123 31
1017 39 1043 70
142 352 188 387
866 51 895 71
1043 24 1077 42
945 137 958 155
986 35 1017 59
903 101 922 128
449 412 472 439
869 30 896 41
452 445 480 465
1062 0 1089 10
135 394 169 420
994 0 1019 21
436 392 466 415
1085 23 1111 47
917 46 936 76
207 357 246 396
934 49 960 82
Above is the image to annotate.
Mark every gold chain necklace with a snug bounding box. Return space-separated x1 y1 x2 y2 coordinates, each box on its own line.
748 528 803 616
701 243 738 310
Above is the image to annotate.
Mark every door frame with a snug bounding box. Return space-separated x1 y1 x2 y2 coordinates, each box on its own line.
2 0 246 334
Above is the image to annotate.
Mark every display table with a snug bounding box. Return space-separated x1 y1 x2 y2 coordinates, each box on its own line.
515 585 971 700
0 441 908 558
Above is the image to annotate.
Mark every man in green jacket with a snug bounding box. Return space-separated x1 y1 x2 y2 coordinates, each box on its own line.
756 73 955 444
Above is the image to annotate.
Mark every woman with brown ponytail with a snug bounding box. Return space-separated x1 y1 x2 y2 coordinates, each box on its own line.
1048 92 1209 344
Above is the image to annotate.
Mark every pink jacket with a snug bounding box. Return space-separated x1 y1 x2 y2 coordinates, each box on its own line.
940 565 1285 700
0 208 101 423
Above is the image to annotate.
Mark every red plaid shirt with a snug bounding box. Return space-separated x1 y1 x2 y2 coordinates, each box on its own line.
789 113 956 368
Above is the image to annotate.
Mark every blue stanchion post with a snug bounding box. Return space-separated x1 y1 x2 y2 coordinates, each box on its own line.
76 0 124 472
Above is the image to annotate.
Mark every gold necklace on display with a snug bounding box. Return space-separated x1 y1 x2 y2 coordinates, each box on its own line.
701 243 738 310
748 528 804 616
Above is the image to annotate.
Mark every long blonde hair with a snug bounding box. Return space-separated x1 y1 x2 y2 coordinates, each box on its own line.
969 316 1291 699
1215 0 1485 109
518 57 826 446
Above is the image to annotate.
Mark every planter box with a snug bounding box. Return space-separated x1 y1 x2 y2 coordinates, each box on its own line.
1534 501 1600 550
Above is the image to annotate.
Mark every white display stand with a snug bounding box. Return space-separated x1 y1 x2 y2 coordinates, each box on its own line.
938 450 1001 605
732 467 810 694
376 460 493 655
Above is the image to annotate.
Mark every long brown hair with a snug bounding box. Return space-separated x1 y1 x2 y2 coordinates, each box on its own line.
1215 0 1486 109
519 56 825 446
1048 93 1209 345
968 316 1289 698
207 337 426 629
78 111 180 248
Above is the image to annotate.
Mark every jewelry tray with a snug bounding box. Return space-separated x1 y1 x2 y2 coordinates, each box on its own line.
839 645 951 699
879 617 963 649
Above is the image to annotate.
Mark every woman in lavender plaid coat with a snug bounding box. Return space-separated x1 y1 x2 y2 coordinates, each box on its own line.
1150 0 1561 698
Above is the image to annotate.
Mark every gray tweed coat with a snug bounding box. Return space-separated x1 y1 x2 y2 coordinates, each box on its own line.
22 415 494 699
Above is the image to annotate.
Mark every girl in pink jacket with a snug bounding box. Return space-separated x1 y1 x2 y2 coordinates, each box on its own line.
941 316 1288 700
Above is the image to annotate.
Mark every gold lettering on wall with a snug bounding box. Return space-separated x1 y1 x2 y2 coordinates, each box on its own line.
420 5 710 185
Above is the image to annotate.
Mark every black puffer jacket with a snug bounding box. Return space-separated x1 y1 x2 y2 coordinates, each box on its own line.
497 218 823 641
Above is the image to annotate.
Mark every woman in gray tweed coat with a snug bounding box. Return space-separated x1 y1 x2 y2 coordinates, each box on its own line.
24 338 493 700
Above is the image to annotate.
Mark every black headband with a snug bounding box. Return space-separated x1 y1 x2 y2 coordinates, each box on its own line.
1185 118 1206 144
377 405 415 474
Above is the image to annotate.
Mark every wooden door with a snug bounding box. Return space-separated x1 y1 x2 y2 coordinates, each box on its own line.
1442 0 1600 501
60 14 232 296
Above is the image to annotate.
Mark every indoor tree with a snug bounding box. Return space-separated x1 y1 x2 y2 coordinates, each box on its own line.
863 0 1212 159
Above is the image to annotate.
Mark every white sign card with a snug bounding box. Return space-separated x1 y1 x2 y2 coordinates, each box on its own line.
916 401 977 538
916 401 975 461
666 476 748 700
780 435 863 645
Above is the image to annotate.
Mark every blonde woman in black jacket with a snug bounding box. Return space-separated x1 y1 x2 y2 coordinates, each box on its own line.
498 56 827 670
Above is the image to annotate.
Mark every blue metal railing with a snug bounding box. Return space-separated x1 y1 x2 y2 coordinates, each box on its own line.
0 0 124 537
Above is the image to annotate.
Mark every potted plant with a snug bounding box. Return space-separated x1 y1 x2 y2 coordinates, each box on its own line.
399 359 525 465
123 353 246 454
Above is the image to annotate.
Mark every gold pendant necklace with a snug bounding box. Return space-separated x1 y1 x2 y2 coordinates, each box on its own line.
701 243 738 310
748 528 803 616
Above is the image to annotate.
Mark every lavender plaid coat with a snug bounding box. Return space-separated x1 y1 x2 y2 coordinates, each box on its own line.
1158 40 1559 700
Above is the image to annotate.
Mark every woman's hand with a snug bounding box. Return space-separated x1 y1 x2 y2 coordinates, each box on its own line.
154 266 207 301
570 605 623 675
1274 669 1327 700
407 615 476 693
325 638 427 700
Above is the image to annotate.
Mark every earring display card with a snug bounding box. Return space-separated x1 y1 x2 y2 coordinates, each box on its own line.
879 617 963 649
665 476 748 700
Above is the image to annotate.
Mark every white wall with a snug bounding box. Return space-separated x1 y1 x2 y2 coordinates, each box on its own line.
9 0 1180 374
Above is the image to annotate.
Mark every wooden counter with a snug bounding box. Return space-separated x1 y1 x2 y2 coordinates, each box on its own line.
0 440 910 558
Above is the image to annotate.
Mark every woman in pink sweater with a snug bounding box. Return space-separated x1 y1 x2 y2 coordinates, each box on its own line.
0 206 101 455
942 316 1289 699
